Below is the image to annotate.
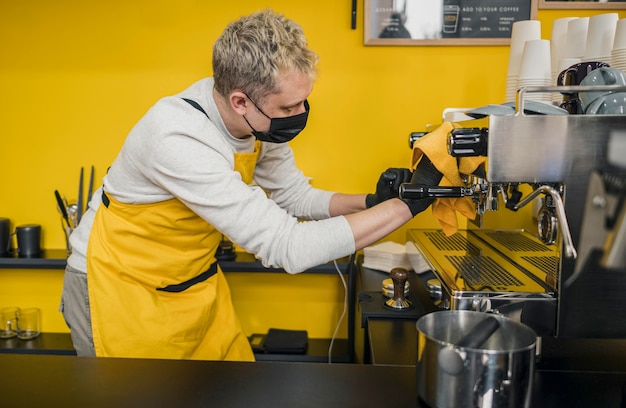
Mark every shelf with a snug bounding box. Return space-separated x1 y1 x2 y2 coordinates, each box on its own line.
0 333 76 356
0 252 358 363
0 248 358 362
0 249 68 270
218 252 353 274
0 332 349 363
0 250 353 274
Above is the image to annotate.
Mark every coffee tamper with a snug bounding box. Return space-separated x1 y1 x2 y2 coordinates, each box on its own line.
385 267 413 310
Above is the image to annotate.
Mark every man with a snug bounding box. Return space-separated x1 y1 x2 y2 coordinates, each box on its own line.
60 9 441 361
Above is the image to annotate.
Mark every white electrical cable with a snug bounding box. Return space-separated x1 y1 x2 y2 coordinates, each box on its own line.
328 259 348 364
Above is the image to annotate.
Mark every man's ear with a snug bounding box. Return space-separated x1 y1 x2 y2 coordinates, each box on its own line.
230 92 248 115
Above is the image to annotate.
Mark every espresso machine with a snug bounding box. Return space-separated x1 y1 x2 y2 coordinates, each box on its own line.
403 87 626 338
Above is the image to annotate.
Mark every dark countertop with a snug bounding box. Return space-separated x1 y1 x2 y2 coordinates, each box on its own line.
0 354 416 408
2 352 626 407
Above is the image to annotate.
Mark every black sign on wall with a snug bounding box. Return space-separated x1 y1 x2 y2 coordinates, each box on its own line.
442 0 533 39
365 0 537 46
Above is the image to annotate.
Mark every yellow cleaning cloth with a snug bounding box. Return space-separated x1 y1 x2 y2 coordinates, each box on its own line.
411 122 486 236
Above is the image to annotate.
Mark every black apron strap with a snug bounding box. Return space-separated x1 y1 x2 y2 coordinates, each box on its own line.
102 98 202 208
102 191 110 208
102 99 206 209
156 262 218 293
182 98 210 119
102 188 217 292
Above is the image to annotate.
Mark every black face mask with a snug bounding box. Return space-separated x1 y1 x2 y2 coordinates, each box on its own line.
243 96 310 143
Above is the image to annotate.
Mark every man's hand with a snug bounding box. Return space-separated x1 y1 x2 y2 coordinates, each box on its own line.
366 168 412 208
401 156 443 216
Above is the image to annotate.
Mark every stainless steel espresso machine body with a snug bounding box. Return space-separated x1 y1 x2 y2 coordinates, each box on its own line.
405 92 626 339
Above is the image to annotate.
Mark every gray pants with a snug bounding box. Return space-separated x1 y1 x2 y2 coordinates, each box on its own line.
59 265 96 356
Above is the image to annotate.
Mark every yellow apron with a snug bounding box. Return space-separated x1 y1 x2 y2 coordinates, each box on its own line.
87 142 261 361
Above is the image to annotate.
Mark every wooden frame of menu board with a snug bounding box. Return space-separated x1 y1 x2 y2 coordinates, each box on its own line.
364 0 538 46
538 1 626 10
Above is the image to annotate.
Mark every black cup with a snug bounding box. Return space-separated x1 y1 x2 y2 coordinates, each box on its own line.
15 224 42 258
0 218 10 257
557 61 610 114
557 61 610 88
560 98 585 115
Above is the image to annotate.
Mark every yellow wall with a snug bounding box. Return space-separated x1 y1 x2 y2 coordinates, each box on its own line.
225 272 349 338
1 1 624 334
0 269 65 331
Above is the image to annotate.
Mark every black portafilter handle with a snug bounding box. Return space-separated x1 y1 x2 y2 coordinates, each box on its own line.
399 184 473 199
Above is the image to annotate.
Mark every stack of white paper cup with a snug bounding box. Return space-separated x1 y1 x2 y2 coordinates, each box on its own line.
551 18 578 79
518 39 553 103
611 18 626 71
551 17 578 102
506 20 541 102
564 17 590 60
584 13 618 64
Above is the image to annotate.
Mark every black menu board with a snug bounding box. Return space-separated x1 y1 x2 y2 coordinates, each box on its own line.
365 0 536 45
442 0 533 39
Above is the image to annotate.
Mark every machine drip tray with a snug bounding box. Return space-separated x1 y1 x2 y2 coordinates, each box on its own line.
406 229 558 336
407 229 557 295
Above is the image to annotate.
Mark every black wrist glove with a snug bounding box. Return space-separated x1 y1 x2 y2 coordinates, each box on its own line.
401 156 443 216
366 168 412 208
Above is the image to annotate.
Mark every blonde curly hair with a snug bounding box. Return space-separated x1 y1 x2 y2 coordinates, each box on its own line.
212 9 318 103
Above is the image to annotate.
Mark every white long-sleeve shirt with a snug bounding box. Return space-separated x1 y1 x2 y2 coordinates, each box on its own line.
67 78 355 274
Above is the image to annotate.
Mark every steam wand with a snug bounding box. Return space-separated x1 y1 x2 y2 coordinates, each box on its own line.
511 185 577 259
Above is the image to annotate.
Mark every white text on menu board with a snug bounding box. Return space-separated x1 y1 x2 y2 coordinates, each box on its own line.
461 6 520 13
